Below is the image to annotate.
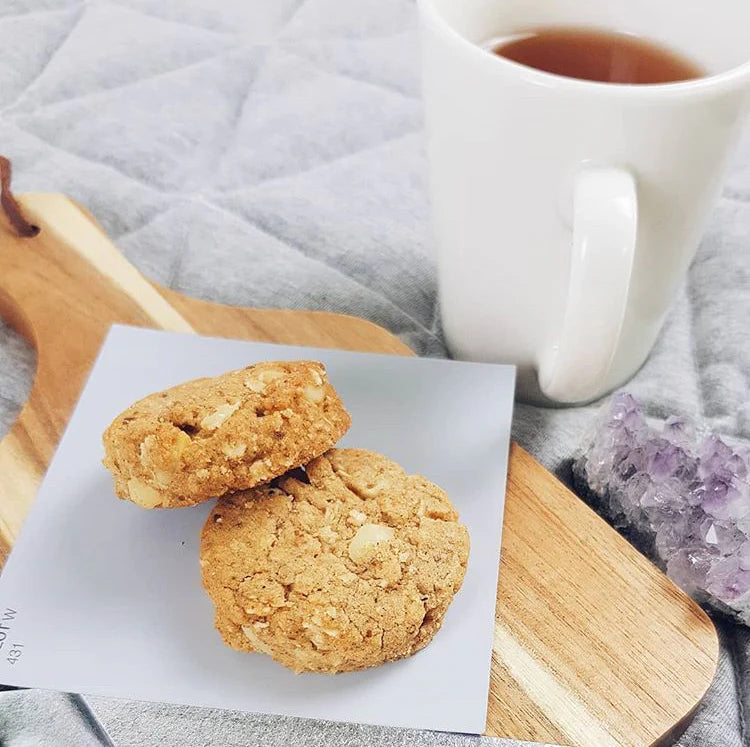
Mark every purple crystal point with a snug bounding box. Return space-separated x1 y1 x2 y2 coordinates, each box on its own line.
611 391 640 419
706 556 750 603
701 475 747 522
647 439 684 482
574 393 750 625
667 548 715 596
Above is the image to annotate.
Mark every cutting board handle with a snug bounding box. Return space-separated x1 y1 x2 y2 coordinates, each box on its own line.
0 156 39 238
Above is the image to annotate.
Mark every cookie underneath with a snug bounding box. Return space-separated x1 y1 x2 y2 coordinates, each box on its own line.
200 448 470 673
102 361 351 508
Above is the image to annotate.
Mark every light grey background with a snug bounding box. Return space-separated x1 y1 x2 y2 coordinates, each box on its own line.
0 326 514 735
0 0 748 745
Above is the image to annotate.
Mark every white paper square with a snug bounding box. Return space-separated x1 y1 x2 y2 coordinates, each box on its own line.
0 325 514 734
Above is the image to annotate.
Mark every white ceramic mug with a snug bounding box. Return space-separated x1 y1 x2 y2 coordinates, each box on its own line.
419 0 750 404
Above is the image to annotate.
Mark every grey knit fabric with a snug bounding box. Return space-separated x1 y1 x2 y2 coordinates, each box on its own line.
0 0 749 744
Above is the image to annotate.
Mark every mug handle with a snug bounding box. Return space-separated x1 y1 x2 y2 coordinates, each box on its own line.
538 167 637 403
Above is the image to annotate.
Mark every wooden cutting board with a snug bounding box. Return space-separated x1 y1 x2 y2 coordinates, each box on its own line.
0 193 718 746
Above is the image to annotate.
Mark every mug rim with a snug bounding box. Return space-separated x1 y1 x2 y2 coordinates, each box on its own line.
418 0 750 97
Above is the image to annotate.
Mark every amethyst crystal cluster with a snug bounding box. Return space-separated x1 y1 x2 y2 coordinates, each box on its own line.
573 392 750 623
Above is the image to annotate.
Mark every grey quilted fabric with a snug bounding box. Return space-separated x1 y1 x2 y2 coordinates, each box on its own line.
0 0 748 744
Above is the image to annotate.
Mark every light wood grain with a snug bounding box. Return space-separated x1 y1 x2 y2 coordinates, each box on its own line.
0 193 718 745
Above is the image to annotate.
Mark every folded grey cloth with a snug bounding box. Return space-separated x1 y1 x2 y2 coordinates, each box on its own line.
1 0 749 745
0 691 108 747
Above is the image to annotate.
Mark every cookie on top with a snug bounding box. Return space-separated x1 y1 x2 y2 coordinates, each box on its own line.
102 361 351 509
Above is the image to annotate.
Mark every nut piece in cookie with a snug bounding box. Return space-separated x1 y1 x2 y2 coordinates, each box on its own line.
102 361 351 508
200 448 470 673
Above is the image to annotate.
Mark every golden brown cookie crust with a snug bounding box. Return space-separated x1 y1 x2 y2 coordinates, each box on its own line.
200 448 470 673
102 361 351 508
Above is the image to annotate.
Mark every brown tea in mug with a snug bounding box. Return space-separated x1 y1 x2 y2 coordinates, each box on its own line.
492 27 704 84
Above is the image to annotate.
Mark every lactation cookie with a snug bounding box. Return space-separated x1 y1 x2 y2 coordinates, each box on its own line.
102 361 351 509
200 448 470 673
